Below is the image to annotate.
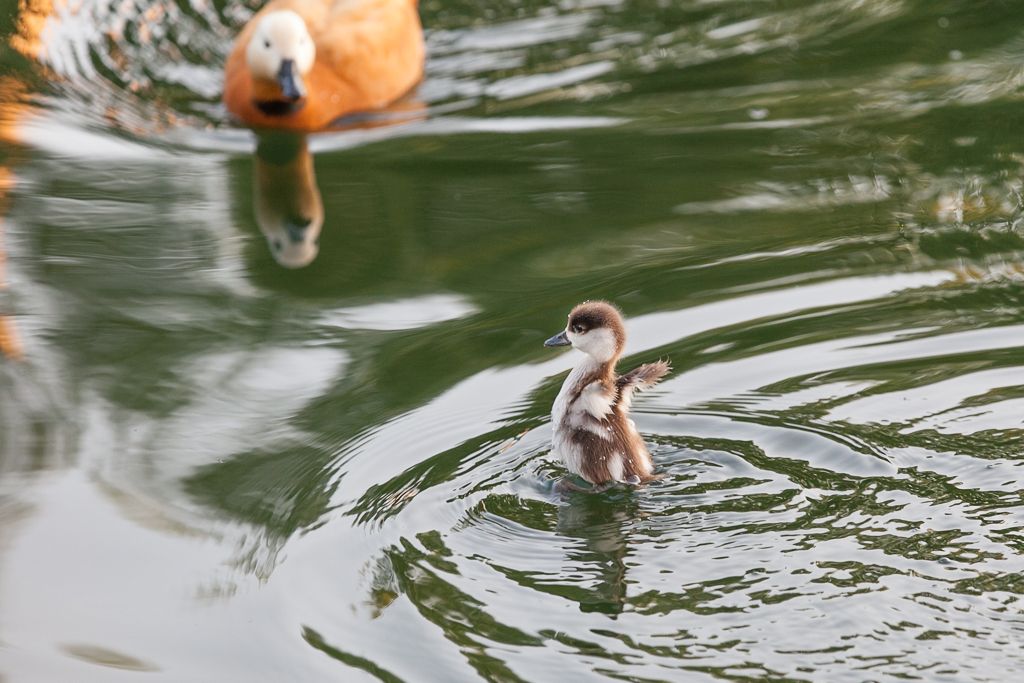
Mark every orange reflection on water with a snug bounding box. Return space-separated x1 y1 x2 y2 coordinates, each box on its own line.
0 81 25 361
0 0 56 360
10 0 55 60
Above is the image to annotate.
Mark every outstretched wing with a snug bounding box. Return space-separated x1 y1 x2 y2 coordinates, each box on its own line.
615 359 671 409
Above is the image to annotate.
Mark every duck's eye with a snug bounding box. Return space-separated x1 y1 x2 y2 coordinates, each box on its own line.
571 324 585 334
264 39 271 49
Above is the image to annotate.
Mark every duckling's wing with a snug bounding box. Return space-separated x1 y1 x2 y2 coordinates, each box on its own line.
615 360 671 408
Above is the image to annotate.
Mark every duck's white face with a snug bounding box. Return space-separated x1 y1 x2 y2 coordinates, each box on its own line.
254 200 323 269
567 326 618 363
246 11 315 93
544 301 626 363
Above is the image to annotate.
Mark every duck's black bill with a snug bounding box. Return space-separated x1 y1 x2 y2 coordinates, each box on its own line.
544 330 571 347
284 217 312 244
277 59 305 101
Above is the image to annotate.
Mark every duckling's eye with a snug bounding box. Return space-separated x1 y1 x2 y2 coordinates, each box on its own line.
263 39 271 49
571 324 585 334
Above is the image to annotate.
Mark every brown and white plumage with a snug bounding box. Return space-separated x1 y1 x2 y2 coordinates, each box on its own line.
544 301 670 486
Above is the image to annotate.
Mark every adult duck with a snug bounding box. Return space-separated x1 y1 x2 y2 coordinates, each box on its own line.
223 0 424 131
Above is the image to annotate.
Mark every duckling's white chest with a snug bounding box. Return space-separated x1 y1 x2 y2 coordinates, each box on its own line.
551 358 604 428
551 358 619 480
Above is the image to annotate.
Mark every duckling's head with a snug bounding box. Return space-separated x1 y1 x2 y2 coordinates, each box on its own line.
247 10 315 102
544 300 626 363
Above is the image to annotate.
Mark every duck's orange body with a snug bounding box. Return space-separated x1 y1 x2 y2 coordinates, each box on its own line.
224 0 424 131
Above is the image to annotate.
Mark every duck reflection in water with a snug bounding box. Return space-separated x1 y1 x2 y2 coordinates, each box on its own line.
355 491 638 635
252 131 323 269
226 0 425 268
248 100 427 268
560 493 638 616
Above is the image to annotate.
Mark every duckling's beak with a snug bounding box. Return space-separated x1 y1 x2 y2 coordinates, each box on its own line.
544 330 571 347
277 59 305 101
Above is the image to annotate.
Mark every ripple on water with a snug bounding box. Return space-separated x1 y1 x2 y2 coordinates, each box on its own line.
323 256 1024 679
364 401 1024 677
6 0 1024 681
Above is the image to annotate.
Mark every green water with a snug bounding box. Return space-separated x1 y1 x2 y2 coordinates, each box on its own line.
2 0 1024 680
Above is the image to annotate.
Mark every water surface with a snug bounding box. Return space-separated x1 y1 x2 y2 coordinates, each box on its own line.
2 0 1024 680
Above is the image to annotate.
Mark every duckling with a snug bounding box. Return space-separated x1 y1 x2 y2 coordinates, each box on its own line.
544 301 670 488
223 0 424 131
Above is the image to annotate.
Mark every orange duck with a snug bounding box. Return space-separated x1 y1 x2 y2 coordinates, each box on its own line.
223 0 424 131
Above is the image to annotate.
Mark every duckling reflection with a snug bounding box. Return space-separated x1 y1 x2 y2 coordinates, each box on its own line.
556 489 638 615
252 131 323 268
